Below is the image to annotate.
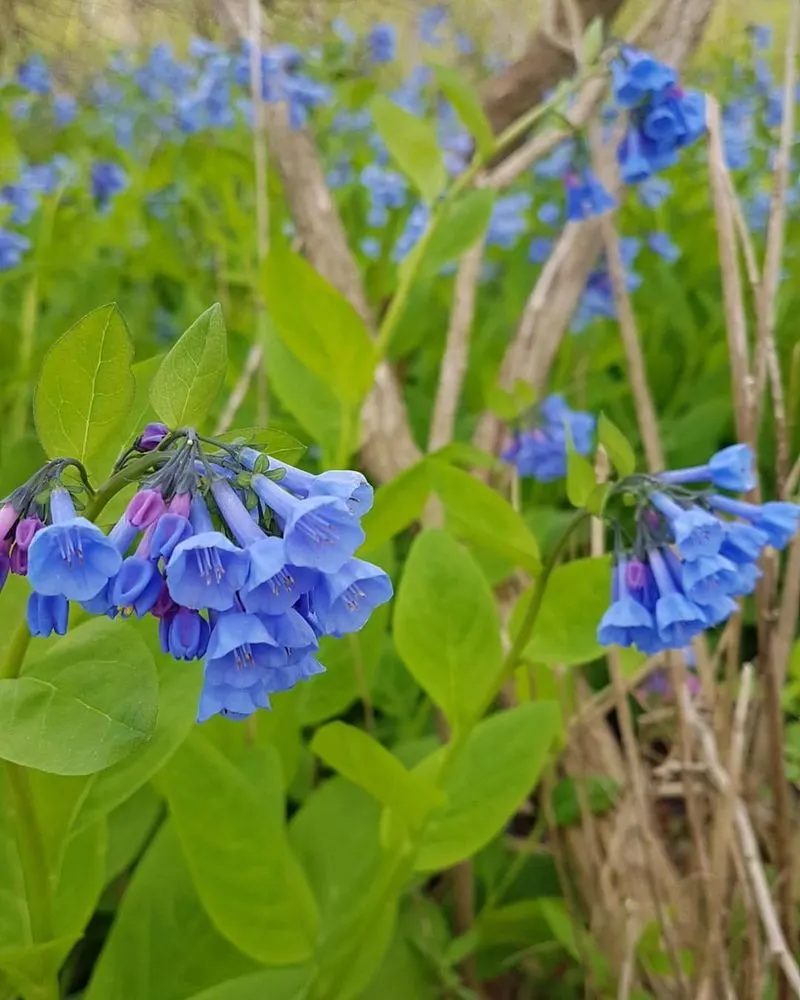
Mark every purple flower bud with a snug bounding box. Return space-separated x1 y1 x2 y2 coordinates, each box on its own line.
127 490 167 529
625 559 647 590
10 545 28 575
135 422 169 452
0 503 19 540
15 516 44 550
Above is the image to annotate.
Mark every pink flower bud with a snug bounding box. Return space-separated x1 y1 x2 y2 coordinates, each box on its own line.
127 490 167 529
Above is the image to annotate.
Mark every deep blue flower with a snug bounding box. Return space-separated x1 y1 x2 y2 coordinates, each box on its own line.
597 557 657 650
679 553 739 605
159 608 210 661
708 496 800 550
251 474 364 574
658 444 755 493
166 532 249 611
564 169 616 222
314 558 393 636
26 592 69 638
611 47 676 108
28 488 122 602
618 127 654 183
648 548 707 648
649 493 724 561
503 394 596 482
91 161 128 210
110 556 163 617
150 513 193 561
367 23 396 63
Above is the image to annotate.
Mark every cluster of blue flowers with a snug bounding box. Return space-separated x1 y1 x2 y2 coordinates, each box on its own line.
597 444 800 654
613 45 706 185
502 395 596 482
0 427 391 722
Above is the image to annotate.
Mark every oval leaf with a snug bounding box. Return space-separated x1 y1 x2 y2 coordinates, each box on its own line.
414 702 561 871
370 96 447 204
162 734 319 965
0 619 158 775
598 412 636 477
393 529 501 732
149 303 227 427
34 303 134 471
416 189 495 278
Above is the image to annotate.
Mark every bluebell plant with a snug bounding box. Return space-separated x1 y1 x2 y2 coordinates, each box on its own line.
597 444 800 654
0 428 392 723
502 395 596 482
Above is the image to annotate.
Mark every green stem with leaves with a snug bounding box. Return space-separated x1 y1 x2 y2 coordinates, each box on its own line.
374 65 604 358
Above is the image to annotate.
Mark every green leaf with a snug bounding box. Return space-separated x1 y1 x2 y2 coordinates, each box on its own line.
149 303 227 427
511 556 612 666
414 702 561 870
162 733 319 965
413 190 495 278
265 324 342 464
104 784 162 883
429 462 540 573
262 246 376 405
581 16 604 65
74 618 201 832
216 426 306 465
566 449 596 509
551 776 620 827
289 777 382 924
0 619 158 775
393 529 501 732
310 722 444 830
86 824 259 1000
485 380 537 421
431 64 494 156
370 96 447 204
90 354 163 475
598 412 636 477
187 968 313 1000
359 461 430 557
34 303 135 472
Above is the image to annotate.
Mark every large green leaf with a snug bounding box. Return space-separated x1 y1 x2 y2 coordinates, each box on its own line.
393 529 501 733
511 556 612 667
412 189 494 279
370 96 447 204
91 354 163 475
162 734 319 965
73 619 201 832
86 824 258 1000
264 325 342 465
34 303 135 471
414 702 561 870
0 619 158 775
187 968 312 1000
149 303 227 427
310 723 443 830
430 461 540 573
262 246 376 405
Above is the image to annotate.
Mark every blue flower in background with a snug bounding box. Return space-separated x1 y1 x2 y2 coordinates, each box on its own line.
17 54 51 95
537 201 561 227
367 23 397 64
611 46 676 108
361 163 407 227
648 231 680 262
487 192 532 249
91 161 128 210
53 94 78 126
419 4 448 45
502 394 596 482
393 203 429 262
637 177 672 208
528 237 554 264
564 168 616 222
749 24 772 51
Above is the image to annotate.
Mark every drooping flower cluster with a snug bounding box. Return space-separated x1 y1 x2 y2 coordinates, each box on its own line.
502 395 596 482
597 444 800 654
613 45 706 184
0 428 392 723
